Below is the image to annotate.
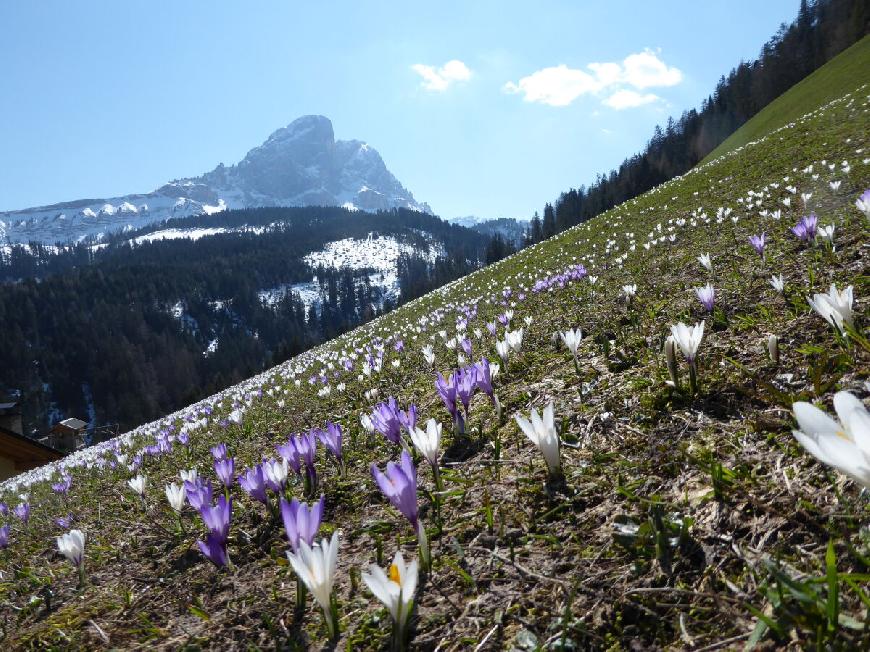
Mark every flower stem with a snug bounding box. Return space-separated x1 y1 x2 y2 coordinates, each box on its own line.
296 577 307 612
417 521 430 572
326 594 340 640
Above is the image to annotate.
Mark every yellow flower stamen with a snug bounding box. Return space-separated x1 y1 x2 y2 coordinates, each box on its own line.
389 563 401 584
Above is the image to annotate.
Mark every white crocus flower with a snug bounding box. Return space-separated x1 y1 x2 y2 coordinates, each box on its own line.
792 392 870 488
670 321 705 364
264 458 289 488
622 284 637 298
361 413 376 434
57 529 87 586
128 474 147 497
514 402 561 475
697 253 712 272
409 418 442 469
165 482 187 513
286 532 340 639
561 328 582 358
670 321 705 394
770 274 785 293
496 339 510 363
808 284 854 333
767 334 780 365
421 345 435 367
362 551 418 640
57 529 86 567
506 328 524 353
819 224 835 247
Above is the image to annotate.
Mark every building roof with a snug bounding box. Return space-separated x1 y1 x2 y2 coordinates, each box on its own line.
51 417 88 434
0 424 63 464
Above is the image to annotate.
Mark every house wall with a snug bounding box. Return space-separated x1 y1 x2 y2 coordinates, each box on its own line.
0 413 23 436
0 455 16 481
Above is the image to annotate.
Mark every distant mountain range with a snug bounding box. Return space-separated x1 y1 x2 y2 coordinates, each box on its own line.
448 215 529 246
0 115 431 244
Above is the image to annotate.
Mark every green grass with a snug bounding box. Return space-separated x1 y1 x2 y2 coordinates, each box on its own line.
702 34 870 164
0 81 868 649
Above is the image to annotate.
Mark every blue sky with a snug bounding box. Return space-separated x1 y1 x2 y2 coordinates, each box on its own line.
0 1 800 219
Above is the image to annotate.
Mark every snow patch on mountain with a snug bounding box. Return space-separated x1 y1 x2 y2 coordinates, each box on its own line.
257 234 444 311
304 233 442 272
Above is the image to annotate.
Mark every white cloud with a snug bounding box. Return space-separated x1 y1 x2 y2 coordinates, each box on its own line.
412 60 472 92
603 89 660 110
504 48 681 109
620 49 682 89
502 64 602 107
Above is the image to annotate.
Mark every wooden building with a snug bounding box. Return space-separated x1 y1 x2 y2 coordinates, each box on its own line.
46 417 89 453
0 402 62 481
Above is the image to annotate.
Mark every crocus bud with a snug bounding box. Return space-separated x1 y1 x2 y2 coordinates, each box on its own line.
767 334 779 365
664 336 679 388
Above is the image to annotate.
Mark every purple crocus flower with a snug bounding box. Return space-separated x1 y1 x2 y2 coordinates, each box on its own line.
238 464 268 504
394 339 405 352
13 503 30 523
398 404 418 434
695 284 716 312
52 475 72 494
298 430 318 473
456 366 478 414
0 503 7 516
791 213 818 241
475 358 495 401
199 495 232 541
371 451 419 529
371 398 403 445
214 457 235 488
280 495 325 553
0 524 9 549
197 532 229 568
210 443 228 460
497 313 510 326
318 422 343 462
486 322 497 336
460 338 473 357
185 479 213 512
177 432 190 446
435 372 458 419
748 232 766 257
276 438 302 476
56 514 74 529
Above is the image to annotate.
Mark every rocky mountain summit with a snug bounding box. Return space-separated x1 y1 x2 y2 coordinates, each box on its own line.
0 116 430 244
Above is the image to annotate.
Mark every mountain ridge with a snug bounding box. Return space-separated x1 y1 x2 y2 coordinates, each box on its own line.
0 115 431 244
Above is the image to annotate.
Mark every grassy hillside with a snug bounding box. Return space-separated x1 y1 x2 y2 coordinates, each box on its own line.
702 34 870 164
0 84 868 649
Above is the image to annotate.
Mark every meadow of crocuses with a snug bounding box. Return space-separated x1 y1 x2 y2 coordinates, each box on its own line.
0 86 868 650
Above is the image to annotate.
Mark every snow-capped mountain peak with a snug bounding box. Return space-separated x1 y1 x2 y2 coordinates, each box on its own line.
0 116 431 244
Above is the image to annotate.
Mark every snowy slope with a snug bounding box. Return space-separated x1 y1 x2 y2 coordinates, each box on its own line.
258 233 445 309
1 116 431 244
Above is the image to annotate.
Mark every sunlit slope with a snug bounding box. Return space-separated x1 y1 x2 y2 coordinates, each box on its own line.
1 86 868 649
702 34 870 164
